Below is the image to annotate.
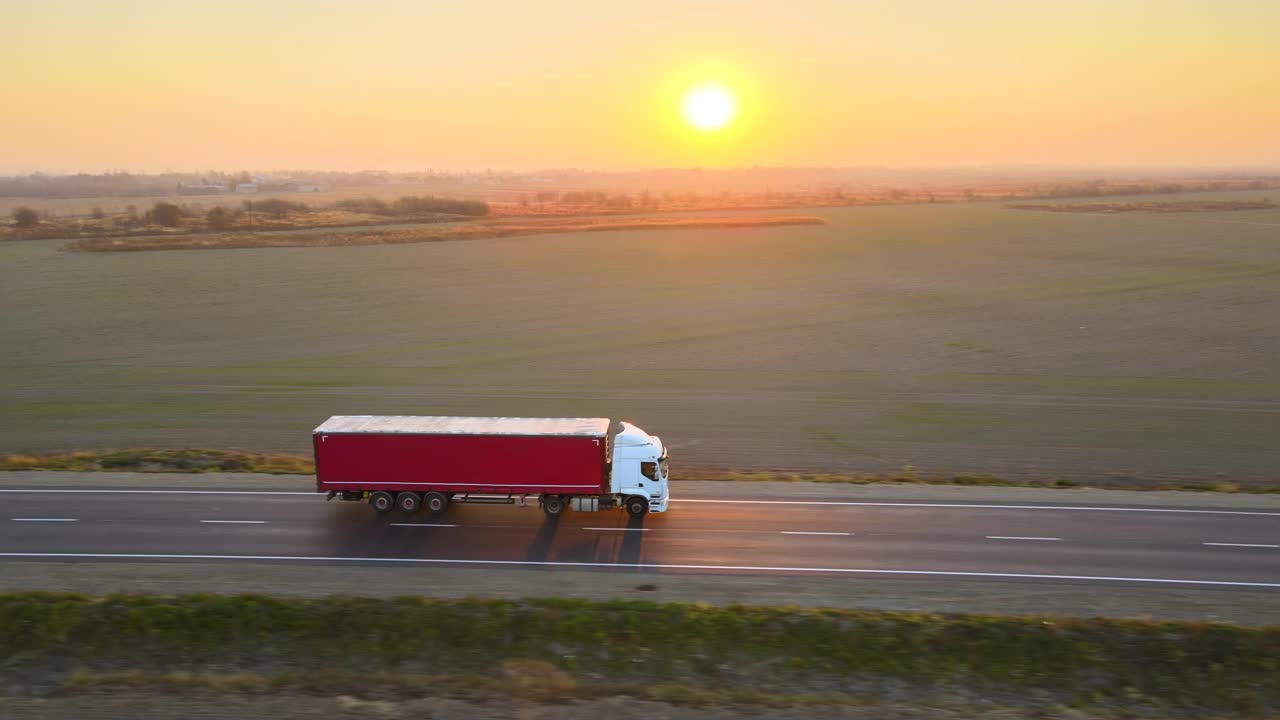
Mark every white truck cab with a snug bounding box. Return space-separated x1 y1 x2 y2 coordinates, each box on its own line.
610 421 670 514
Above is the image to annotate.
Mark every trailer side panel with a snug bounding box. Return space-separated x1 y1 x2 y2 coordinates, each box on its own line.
313 431 607 495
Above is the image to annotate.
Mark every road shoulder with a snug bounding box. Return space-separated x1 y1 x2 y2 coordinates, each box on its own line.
1 561 1276 625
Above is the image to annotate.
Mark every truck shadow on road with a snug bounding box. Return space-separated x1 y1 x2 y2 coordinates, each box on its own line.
618 516 646 566
320 502 455 558
324 505 416 558
525 519 561 563
320 503 652 568
525 514 649 566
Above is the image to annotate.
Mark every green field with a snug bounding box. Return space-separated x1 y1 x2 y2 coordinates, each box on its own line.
3 195 1279 486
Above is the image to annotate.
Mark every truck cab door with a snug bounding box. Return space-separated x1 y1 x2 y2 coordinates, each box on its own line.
611 458 644 495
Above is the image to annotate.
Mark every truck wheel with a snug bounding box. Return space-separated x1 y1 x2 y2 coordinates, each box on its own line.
625 496 649 518
397 492 421 514
423 491 448 515
369 491 394 514
542 495 565 517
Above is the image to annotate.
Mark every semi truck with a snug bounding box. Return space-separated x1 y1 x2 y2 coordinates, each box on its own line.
313 415 669 517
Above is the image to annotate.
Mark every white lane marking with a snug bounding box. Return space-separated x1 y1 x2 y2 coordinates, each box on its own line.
780 531 851 536
199 520 267 524
0 489 1277 516
987 536 1062 542
1203 542 1278 549
583 527 649 532
0 552 1276 589
10 518 79 522
391 523 457 528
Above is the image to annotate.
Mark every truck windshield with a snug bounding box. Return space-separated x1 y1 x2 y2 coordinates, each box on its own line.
657 457 669 479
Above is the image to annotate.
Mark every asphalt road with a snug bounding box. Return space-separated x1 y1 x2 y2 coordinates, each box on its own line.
1 479 1277 590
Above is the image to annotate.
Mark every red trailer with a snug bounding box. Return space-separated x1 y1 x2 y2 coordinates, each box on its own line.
313 415 670 517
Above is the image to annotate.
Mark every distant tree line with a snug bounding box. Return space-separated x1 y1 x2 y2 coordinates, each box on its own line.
0 171 414 199
125 198 311 229
9 194 491 234
527 191 656 210
330 195 489 217
1021 179 1276 200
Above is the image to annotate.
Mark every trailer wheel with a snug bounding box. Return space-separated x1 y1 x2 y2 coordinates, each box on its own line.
625 496 649 518
369 491 394 514
423 491 448 515
397 492 421 514
542 494 565 517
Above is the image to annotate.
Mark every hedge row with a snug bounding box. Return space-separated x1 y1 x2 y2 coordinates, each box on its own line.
1 593 1276 712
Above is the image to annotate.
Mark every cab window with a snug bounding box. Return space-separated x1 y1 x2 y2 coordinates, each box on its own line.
640 462 657 481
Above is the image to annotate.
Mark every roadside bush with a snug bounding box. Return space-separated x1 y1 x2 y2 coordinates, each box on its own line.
12 206 39 228
251 198 308 218
206 206 234 230
330 197 392 215
560 191 606 205
391 194 490 217
605 194 633 210
146 202 183 228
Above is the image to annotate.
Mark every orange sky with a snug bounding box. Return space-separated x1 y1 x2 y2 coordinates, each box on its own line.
2 0 1277 172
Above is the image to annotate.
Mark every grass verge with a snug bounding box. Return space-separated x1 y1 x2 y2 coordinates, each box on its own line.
1 593 1275 715
3 448 1275 493
676 466 1280 494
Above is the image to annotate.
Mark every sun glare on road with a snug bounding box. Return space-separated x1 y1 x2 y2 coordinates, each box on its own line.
681 83 738 132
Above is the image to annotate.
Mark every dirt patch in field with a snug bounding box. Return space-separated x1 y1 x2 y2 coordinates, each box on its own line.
64 215 825 252
1009 199 1277 213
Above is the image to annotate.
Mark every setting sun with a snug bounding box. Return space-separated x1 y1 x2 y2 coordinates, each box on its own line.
681 84 738 132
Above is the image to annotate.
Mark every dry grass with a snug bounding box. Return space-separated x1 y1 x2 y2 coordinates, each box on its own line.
0 448 312 474
4 449 1275 493
676 466 1279 493
65 215 826 252
38 671 1110 715
10 692 1185 720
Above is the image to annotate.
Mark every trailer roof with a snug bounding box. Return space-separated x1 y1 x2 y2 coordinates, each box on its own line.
313 415 611 437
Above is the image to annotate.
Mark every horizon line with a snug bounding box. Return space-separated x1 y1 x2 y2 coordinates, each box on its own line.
5 163 1280 178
